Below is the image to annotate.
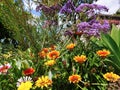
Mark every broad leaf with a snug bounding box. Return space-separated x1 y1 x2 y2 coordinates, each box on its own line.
111 25 120 48
101 33 120 67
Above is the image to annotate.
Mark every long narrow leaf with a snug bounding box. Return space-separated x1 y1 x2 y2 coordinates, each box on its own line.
103 59 120 73
101 33 120 67
111 25 120 48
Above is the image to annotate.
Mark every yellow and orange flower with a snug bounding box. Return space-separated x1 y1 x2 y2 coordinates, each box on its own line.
23 68 35 76
44 60 56 66
38 51 46 58
96 49 110 58
42 48 49 53
35 76 52 89
68 74 82 83
103 72 120 82
66 43 76 50
47 50 60 59
73 55 87 64
38 48 49 58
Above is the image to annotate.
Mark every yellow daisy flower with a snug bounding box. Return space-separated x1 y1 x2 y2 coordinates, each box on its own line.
103 72 120 82
35 76 52 89
68 74 82 84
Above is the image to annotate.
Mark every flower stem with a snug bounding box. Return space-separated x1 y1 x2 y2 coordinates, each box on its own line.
91 83 108 86
77 84 83 89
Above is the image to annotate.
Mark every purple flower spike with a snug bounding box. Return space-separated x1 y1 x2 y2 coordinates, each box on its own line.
101 20 110 32
77 19 110 37
75 3 108 18
77 22 90 32
60 0 75 14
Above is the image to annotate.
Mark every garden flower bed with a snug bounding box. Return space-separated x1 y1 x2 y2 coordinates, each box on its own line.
0 0 120 90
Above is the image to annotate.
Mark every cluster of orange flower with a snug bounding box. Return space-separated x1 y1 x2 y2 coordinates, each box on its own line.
38 45 60 60
20 43 119 89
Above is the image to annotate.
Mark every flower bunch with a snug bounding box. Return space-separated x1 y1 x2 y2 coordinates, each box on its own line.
36 4 61 16
77 20 110 37
60 0 75 14
75 3 108 18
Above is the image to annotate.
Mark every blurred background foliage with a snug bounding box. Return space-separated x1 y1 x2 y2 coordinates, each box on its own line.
0 0 94 52
0 0 36 51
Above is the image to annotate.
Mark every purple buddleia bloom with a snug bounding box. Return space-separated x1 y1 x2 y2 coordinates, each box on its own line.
60 0 75 14
89 19 99 24
75 3 88 13
77 22 90 32
91 22 103 29
86 9 95 18
36 4 61 15
75 3 108 18
101 20 110 32
92 4 108 12
85 28 100 37
36 4 51 13
77 19 110 37
50 4 62 11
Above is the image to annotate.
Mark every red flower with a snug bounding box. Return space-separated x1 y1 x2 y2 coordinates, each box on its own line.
23 68 35 76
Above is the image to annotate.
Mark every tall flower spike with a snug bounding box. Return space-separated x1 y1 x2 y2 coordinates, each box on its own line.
60 0 75 14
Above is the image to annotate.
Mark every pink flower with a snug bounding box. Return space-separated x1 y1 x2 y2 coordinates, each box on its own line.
0 63 11 74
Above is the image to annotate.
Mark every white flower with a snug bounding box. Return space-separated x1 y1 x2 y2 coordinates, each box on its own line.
16 76 33 87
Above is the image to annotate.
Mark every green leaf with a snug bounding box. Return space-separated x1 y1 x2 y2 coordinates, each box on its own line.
103 59 120 73
111 25 120 48
101 33 120 67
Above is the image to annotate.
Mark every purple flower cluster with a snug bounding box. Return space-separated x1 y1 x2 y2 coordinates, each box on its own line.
75 3 108 18
36 4 61 15
77 19 110 37
60 2 108 18
75 3 108 13
60 0 75 14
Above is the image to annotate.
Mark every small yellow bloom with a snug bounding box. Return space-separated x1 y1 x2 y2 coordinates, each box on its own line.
68 74 82 83
44 60 56 66
2 51 12 59
17 81 32 90
73 55 87 64
35 76 52 89
47 50 60 59
103 72 120 82
66 43 76 50
96 49 110 58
